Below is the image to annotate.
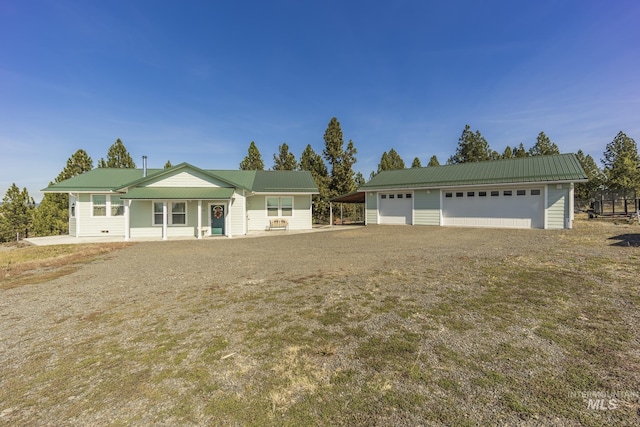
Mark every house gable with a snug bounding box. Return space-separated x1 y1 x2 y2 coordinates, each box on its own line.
145 170 229 188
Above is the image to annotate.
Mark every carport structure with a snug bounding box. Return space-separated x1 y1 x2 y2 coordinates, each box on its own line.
329 191 365 225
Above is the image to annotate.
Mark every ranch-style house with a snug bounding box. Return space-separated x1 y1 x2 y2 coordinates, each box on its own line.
43 162 319 240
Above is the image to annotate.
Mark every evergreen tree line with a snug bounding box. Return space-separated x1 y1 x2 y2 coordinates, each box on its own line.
2 123 639 241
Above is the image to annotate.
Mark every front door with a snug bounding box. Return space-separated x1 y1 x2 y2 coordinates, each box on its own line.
211 205 225 235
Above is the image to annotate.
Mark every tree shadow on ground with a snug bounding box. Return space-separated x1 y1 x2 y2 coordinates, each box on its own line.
608 234 640 247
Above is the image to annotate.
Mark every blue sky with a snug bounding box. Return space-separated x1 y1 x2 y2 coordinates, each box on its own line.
1 0 639 201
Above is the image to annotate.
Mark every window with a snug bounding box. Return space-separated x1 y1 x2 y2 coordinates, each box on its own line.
503 190 513 196
281 197 293 217
154 201 187 225
389 194 395 199
456 192 463 198
491 191 499 197
479 191 487 197
516 189 526 196
267 197 292 217
153 203 163 225
92 195 106 216
381 194 387 199
111 196 124 216
172 202 186 225
467 191 475 197
267 197 279 217
445 192 453 198
531 189 541 196
406 194 412 199
398 194 403 199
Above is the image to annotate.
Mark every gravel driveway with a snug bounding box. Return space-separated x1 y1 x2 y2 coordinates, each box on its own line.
2 223 639 425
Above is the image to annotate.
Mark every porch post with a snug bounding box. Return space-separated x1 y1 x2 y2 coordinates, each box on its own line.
197 200 202 239
330 202 333 226
124 199 131 241
568 183 575 229
162 201 168 240
227 199 233 238
74 193 80 237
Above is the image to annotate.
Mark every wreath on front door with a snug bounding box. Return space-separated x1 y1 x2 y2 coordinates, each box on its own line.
213 206 223 219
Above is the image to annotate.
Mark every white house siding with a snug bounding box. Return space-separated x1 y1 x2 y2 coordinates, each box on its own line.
247 195 312 231
413 190 440 226
69 218 77 236
365 192 378 225
546 184 568 229
75 193 126 237
145 171 224 188
230 193 246 236
129 200 159 238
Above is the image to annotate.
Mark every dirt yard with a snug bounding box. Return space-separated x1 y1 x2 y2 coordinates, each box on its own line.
1 221 639 426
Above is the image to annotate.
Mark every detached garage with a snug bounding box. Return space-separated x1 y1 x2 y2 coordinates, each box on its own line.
358 154 587 229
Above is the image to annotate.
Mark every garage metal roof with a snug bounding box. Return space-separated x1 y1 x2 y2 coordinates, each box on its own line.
360 153 588 190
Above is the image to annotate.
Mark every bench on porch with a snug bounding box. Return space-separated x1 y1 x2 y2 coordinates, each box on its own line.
267 218 289 231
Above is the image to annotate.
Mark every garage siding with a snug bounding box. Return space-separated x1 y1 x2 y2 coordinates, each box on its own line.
413 190 440 225
546 185 567 229
365 193 378 225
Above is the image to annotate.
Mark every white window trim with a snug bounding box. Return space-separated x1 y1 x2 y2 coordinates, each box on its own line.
152 200 188 226
265 196 294 218
91 194 125 218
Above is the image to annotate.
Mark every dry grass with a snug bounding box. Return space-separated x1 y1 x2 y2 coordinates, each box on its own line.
1 221 639 426
0 243 131 290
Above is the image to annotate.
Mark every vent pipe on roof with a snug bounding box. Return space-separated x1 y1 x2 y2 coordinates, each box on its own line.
142 155 147 177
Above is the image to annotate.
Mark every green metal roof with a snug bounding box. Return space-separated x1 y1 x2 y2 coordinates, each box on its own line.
250 170 319 192
43 163 318 194
360 153 588 190
42 168 163 192
120 187 235 200
211 170 257 189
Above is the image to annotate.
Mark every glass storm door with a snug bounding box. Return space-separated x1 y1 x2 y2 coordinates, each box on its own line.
211 205 225 235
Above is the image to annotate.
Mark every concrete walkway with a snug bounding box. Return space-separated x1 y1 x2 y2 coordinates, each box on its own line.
24 225 362 246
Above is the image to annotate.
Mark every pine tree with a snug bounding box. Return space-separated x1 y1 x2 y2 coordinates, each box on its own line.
411 157 422 168
32 196 68 237
574 150 604 200
299 144 329 223
427 155 440 167
35 149 94 236
502 146 513 159
529 132 560 156
322 117 357 198
513 143 528 158
164 160 173 169
272 143 297 170
377 148 405 172
448 125 492 164
239 141 265 170
98 139 136 168
0 184 35 241
602 131 640 190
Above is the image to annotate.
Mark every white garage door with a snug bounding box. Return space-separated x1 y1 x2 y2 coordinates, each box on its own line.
379 193 413 225
442 188 543 228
